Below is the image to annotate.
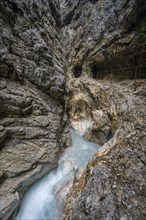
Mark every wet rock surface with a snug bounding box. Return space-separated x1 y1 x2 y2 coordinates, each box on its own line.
62 2 146 218
0 0 146 219
0 1 69 219
64 79 146 220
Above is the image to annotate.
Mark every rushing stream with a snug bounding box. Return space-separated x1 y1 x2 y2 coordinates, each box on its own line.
16 129 101 220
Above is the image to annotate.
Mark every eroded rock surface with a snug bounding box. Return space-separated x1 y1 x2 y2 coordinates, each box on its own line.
64 79 146 220
62 0 146 80
0 1 70 219
0 0 146 219
62 2 146 218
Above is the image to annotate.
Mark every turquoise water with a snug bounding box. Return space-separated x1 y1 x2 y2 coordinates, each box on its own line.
16 129 100 220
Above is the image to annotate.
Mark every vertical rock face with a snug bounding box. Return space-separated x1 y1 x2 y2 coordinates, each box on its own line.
0 0 146 220
61 0 146 80
0 1 70 219
0 0 64 96
64 80 146 220
61 1 146 219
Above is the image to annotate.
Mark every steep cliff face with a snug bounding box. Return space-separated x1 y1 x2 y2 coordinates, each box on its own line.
62 0 146 80
61 0 146 219
0 0 146 220
64 79 146 220
0 1 70 219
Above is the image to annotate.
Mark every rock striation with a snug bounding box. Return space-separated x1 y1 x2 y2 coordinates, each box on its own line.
62 0 146 219
62 0 146 80
64 79 146 220
0 0 146 219
0 1 70 219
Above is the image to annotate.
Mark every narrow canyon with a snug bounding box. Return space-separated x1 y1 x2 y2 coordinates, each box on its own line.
0 0 146 220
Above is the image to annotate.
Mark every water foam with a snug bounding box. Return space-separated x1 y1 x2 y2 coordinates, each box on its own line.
16 129 100 220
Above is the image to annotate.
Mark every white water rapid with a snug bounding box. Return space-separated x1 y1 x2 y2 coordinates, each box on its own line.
16 129 101 220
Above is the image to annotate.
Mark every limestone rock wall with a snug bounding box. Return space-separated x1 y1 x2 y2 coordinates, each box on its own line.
61 0 146 80
61 0 146 219
0 1 70 219
0 0 146 220
64 79 146 220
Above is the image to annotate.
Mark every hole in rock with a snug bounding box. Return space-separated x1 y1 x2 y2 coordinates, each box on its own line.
91 64 99 79
90 129 113 145
74 106 82 114
73 65 82 78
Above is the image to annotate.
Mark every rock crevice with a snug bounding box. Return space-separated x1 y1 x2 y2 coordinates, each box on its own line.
0 0 146 219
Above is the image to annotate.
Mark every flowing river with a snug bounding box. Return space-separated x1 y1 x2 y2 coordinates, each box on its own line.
16 129 101 220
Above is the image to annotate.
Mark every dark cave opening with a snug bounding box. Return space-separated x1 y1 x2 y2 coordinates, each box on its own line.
91 64 99 79
90 59 146 80
73 65 82 78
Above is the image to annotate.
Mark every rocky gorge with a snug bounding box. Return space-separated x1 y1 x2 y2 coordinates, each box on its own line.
0 0 146 220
